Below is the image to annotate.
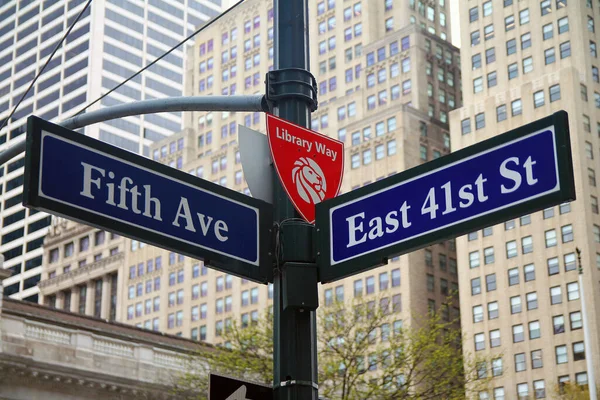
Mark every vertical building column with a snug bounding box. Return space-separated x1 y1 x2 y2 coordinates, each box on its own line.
71 286 80 314
85 281 94 315
55 291 64 310
101 275 111 319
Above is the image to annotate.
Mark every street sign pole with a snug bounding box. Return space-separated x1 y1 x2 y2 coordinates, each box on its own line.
271 0 319 399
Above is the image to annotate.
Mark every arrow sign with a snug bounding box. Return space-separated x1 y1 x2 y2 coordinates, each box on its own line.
23 116 273 283
209 373 272 400
267 114 343 223
316 111 575 283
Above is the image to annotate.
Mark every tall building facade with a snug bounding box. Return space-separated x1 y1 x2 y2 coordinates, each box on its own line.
116 0 463 347
450 0 599 397
0 0 225 302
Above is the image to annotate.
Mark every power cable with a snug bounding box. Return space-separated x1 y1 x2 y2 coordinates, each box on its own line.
0 0 94 133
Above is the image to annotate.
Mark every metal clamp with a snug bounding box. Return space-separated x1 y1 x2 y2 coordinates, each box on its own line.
274 380 319 390
265 68 318 112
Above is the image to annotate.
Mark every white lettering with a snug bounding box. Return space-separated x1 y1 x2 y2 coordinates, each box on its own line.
214 220 229 242
172 197 196 232
500 157 521 194
80 162 105 199
475 174 488 202
458 184 474 208
346 212 367 248
523 156 538 186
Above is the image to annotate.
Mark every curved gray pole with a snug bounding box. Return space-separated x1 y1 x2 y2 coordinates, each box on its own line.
0 95 269 166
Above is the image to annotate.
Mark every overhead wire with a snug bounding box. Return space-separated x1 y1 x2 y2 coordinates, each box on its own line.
0 0 94 134
74 0 246 117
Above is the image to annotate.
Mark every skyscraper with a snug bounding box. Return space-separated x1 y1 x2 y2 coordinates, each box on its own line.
0 0 225 301
450 0 598 396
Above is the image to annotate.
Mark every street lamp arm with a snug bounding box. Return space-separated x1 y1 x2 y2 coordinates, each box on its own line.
0 95 269 166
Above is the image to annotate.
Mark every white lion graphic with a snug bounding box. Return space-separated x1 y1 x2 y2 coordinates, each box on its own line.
292 157 327 205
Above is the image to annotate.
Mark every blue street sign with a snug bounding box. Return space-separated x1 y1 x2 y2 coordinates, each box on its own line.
316 111 575 283
24 116 273 283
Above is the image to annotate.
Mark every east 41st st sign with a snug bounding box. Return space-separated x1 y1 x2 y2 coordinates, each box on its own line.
316 111 576 283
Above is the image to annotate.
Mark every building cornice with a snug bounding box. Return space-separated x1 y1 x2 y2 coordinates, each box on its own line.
38 252 124 292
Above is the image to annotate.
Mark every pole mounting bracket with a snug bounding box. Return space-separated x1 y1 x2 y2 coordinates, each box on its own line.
265 68 318 112
274 379 319 390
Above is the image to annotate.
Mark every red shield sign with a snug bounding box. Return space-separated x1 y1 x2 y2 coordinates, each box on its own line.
266 114 344 223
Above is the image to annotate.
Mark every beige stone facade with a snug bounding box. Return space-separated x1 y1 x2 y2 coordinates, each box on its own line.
450 0 599 398
1 265 214 400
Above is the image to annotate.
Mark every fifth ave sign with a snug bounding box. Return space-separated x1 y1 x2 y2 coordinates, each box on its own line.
23 116 273 283
316 111 575 283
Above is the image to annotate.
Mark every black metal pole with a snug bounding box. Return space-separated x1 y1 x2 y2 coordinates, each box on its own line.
271 0 319 399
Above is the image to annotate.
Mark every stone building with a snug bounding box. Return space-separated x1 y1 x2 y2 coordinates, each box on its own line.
0 264 214 400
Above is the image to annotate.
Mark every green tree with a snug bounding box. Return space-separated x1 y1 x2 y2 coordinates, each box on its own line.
553 382 599 400
173 298 490 399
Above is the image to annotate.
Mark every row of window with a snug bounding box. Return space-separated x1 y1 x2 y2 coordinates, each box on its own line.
471 262 579 296
462 85 564 134
475 322 583 355
48 231 116 263
350 140 398 168
424 248 458 274
468 226 573 268
323 269 402 302
128 277 161 299
474 292 582 324
366 58 410 89
479 372 589 400
152 137 184 160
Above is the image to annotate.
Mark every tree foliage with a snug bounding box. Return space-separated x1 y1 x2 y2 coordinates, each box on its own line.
172 298 490 399
553 382 599 400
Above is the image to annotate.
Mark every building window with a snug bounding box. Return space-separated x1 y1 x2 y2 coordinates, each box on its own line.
484 247 495 264
553 315 565 334
515 353 526 372
470 251 480 268
534 91 545 108
550 286 562 304
570 311 582 330
547 257 559 275
471 277 481 295
462 119 471 134
529 320 541 339
555 345 567 364
560 41 571 58
510 296 521 314
486 274 496 291
474 333 485 351
567 282 579 301
527 292 538 310
506 241 517 258
475 113 485 129
511 99 522 116
561 224 573 242
496 104 507 122
545 229 557 247
533 380 545 399
513 325 524 342
508 267 519 286
508 63 518 79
